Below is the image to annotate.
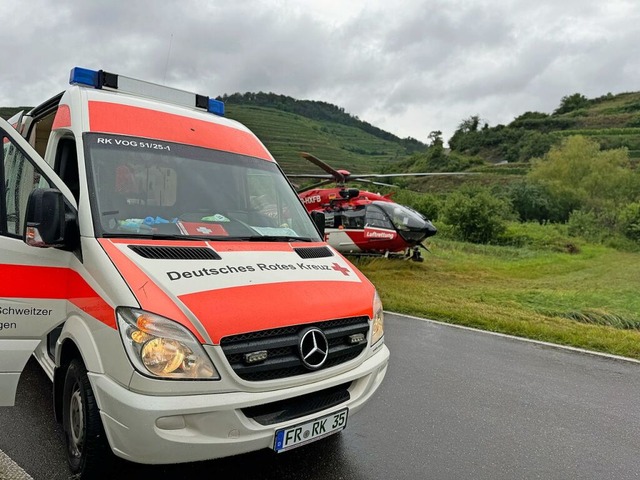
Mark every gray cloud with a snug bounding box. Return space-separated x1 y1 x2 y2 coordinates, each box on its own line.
2 0 640 145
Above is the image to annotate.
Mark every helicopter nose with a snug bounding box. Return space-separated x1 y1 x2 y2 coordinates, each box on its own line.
397 218 437 245
423 219 437 238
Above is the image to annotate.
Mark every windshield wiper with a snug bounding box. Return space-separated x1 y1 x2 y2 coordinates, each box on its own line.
103 233 238 241
242 236 314 242
102 233 314 242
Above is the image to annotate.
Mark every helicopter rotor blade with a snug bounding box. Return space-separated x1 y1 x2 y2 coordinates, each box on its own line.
353 178 398 188
349 172 478 178
299 152 346 183
296 179 336 192
287 174 334 179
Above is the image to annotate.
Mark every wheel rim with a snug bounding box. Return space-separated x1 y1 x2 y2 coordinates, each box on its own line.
68 382 84 458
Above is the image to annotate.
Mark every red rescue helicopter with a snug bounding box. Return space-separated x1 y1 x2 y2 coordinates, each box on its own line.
288 152 471 261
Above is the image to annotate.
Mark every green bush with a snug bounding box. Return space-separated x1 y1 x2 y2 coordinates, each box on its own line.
498 222 578 252
603 235 640 252
403 145 483 173
508 181 551 223
554 93 590 114
440 186 512 244
620 202 640 242
508 180 579 223
567 210 606 242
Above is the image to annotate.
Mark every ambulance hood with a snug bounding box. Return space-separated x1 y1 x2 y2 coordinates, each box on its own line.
99 239 374 344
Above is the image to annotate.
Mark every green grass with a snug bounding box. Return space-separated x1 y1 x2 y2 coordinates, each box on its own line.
356 234 640 359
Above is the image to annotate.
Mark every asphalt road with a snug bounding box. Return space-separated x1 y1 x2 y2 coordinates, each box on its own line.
2 313 640 479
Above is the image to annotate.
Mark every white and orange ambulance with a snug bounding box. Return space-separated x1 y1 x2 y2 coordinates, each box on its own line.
0 68 389 477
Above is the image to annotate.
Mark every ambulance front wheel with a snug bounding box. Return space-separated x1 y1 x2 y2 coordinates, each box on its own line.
62 358 113 478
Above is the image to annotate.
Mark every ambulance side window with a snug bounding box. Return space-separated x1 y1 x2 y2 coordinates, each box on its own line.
1 134 52 237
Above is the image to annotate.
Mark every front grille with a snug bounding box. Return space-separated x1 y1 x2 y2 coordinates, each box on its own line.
294 246 334 259
220 316 369 381
128 245 221 260
242 382 351 425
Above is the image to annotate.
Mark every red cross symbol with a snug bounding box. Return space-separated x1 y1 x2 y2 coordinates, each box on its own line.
331 263 350 276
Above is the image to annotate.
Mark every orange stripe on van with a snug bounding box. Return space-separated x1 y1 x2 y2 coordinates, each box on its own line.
88 101 273 161
52 104 71 129
98 239 206 342
0 264 115 327
179 281 375 344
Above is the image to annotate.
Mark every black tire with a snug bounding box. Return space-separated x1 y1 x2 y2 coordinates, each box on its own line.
62 358 113 479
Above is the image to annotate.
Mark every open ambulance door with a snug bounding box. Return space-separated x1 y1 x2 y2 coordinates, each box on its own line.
0 116 78 406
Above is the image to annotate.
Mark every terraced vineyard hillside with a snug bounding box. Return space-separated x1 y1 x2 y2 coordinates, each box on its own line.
224 104 413 175
6 88 640 178
550 92 640 158
451 91 640 166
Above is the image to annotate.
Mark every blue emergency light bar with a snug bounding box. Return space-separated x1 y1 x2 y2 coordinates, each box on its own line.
69 67 225 116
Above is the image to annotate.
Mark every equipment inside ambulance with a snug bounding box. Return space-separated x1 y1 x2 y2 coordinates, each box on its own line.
0 67 389 478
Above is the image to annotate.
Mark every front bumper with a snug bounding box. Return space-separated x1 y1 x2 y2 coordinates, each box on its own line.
90 344 389 464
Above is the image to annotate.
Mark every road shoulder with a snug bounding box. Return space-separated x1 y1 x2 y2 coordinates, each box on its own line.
0 449 31 480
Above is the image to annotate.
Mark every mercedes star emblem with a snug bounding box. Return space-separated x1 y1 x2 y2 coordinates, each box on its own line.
299 327 329 370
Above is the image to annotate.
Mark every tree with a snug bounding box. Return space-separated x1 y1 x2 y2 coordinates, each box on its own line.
527 135 640 226
554 93 589 115
457 115 482 133
517 131 556 162
529 135 639 211
448 115 483 152
427 130 443 147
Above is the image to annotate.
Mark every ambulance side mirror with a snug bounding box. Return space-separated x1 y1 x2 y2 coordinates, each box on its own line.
310 210 325 237
23 188 78 250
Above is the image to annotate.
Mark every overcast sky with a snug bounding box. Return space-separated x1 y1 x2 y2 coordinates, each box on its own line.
3 0 640 145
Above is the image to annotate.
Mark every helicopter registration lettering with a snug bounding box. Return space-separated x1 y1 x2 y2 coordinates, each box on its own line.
303 195 321 204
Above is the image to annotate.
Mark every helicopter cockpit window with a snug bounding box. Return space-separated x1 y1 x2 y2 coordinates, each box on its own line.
365 204 394 230
322 211 337 228
341 209 366 229
371 201 427 231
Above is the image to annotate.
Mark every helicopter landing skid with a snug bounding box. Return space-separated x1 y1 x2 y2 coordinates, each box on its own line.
345 248 425 262
404 247 424 262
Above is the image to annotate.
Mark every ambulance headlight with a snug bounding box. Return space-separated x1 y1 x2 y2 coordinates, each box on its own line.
117 308 219 379
371 290 384 346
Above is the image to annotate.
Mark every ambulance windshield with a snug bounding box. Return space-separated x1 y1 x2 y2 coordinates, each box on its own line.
84 133 321 241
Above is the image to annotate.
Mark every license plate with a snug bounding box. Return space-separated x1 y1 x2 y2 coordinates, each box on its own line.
273 408 348 453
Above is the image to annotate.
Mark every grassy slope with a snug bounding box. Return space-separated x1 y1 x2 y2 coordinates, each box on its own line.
358 234 640 359
0 107 28 120
551 92 640 158
225 104 412 175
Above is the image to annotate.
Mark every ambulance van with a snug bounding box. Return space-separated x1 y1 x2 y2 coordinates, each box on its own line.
0 68 389 477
